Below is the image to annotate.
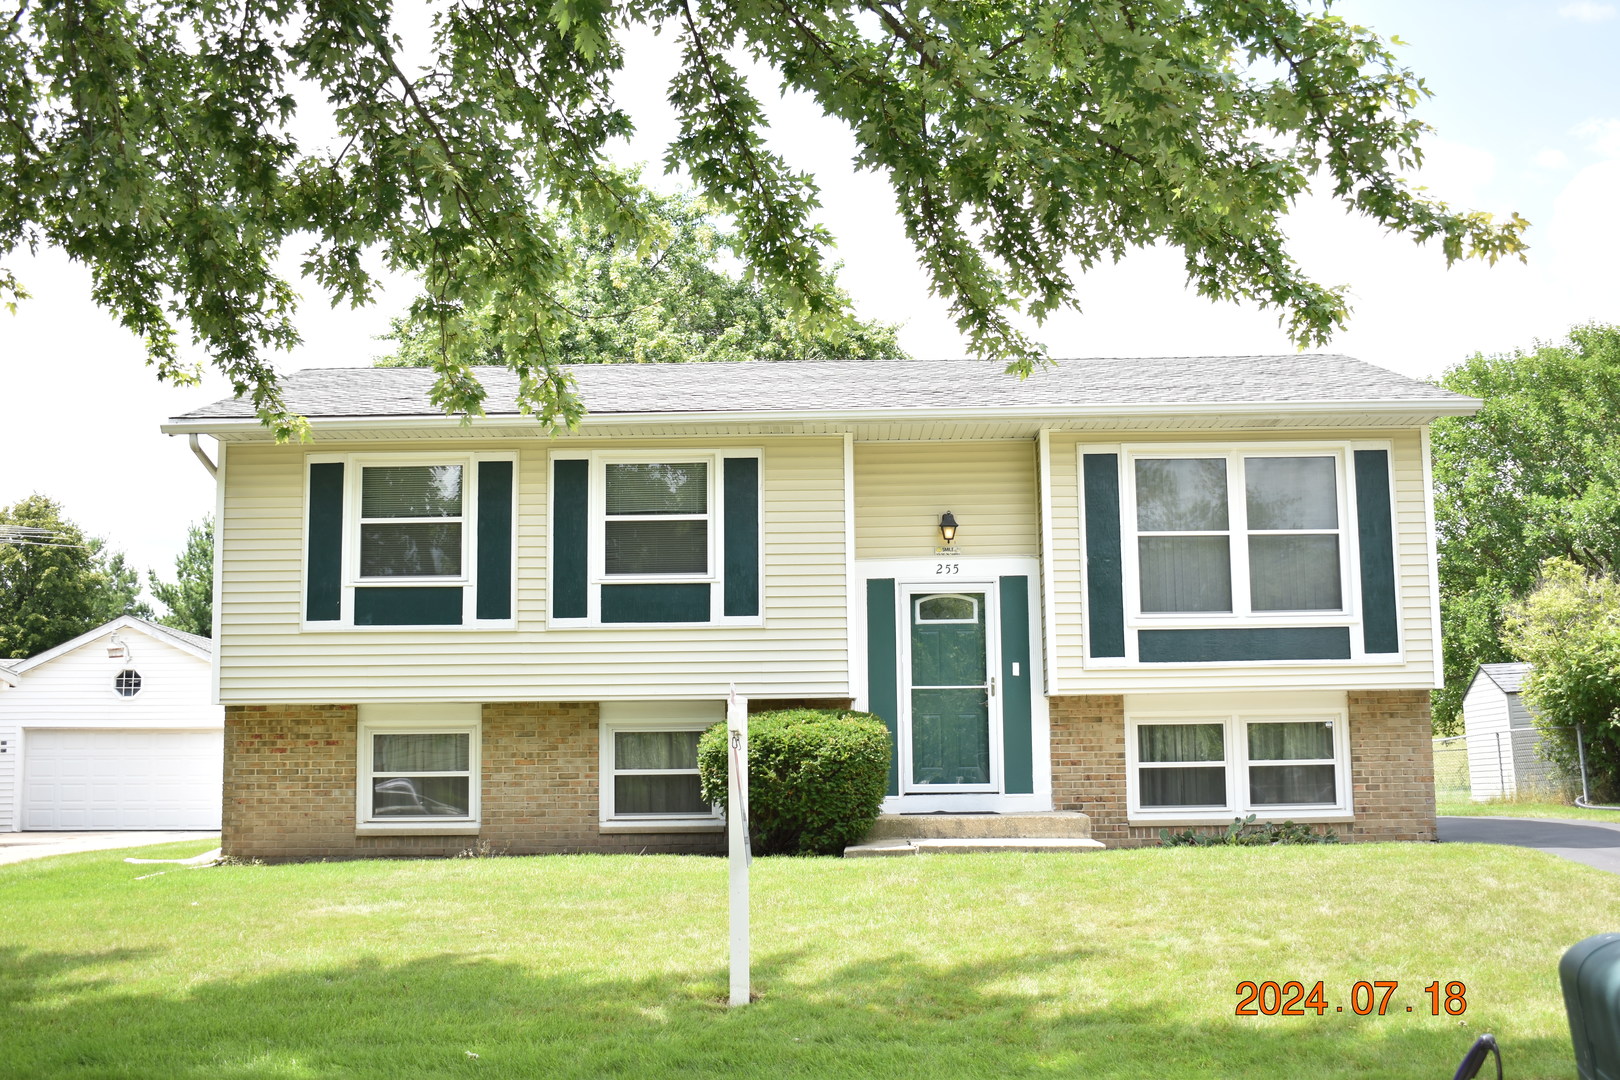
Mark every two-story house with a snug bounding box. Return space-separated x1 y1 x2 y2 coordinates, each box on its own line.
163 355 1469 858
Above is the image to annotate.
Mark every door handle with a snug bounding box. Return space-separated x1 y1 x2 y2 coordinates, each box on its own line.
989 676 996 697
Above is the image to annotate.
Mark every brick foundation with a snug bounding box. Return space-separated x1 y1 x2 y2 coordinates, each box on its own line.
222 703 727 860
1049 690 1436 848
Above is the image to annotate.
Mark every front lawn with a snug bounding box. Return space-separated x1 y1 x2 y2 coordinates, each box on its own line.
1437 797 1620 822
1 840 1612 1079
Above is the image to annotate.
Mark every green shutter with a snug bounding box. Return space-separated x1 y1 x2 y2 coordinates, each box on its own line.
552 459 588 619
601 583 710 623
1138 626 1352 663
1083 454 1126 658
355 587 463 626
866 578 900 796
306 462 344 622
723 457 760 617
1354 449 1400 654
476 461 513 621
999 576 1033 795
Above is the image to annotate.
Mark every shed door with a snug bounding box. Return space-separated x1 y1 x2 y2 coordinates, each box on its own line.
23 730 223 830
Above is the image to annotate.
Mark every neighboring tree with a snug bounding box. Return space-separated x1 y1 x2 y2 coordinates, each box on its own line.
1502 558 1620 802
149 517 213 638
0 495 152 660
2 2 1526 436
1429 325 1620 732
380 182 906 367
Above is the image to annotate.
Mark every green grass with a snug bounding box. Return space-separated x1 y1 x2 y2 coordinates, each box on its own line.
1437 797 1620 822
1 840 1613 1079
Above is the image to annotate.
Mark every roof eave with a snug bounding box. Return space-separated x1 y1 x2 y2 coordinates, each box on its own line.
162 396 1484 435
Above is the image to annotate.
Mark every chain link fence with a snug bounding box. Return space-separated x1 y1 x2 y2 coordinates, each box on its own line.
1433 725 1582 803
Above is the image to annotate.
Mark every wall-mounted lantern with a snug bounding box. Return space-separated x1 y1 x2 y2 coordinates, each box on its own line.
938 511 959 544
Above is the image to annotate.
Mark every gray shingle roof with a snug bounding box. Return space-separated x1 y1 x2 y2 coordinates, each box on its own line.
131 616 212 655
1479 662 1532 694
173 355 1465 421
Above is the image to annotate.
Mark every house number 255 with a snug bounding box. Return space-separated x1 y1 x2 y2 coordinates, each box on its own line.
935 563 960 575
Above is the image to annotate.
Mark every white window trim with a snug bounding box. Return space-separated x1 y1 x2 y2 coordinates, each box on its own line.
592 452 717 586
353 459 470 585
355 705 481 835
1125 700 1353 826
111 669 143 699
1080 439 1405 668
1124 445 1353 624
598 701 724 831
302 450 518 631
549 448 763 628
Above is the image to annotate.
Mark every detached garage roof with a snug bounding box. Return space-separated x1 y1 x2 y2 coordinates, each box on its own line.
164 354 1479 433
6 615 211 676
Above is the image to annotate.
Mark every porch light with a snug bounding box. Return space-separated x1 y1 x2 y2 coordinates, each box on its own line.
938 512 959 544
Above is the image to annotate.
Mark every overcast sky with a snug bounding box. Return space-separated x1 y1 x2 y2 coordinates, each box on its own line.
3 0 1619 591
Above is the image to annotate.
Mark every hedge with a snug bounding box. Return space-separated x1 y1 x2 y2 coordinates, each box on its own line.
697 708 891 856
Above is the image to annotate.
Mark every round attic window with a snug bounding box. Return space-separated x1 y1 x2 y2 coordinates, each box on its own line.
114 669 142 697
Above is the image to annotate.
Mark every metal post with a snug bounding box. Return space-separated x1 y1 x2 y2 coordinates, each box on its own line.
1496 730 1506 797
727 685 750 1007
1576 721 1592 807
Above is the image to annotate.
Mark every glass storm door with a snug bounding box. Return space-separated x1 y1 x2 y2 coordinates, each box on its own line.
903 587 999 792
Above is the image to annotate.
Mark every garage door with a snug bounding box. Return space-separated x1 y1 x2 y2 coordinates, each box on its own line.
23 729 223 830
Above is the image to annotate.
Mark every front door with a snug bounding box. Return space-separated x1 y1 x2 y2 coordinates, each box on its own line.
901 585 999 792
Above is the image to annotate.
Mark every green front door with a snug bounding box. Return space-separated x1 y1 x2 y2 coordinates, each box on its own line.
905 589 997 790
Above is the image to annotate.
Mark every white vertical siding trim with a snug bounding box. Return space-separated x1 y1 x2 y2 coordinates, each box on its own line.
1037 428 1057 695
0 723 16 831
845 432 865 709
1047 434 1083 690
1421 426 1444 689
211 438 227 705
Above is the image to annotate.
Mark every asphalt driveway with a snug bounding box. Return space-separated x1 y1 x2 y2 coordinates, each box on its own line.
0 831 218 866
1438 815 1620 875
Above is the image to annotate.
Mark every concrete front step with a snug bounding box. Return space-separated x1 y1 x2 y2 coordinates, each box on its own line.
844 837 1107 857
862 811 1094 842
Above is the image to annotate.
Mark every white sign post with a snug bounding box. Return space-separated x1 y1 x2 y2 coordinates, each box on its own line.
727 684 750 1007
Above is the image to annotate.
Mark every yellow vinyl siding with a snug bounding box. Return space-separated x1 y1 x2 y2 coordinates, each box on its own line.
217 437 848 703
1047 428 1437 693
854 440 1038 559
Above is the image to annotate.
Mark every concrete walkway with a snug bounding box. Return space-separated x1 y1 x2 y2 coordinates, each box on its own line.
1438 815 1620 876
0 831 218 866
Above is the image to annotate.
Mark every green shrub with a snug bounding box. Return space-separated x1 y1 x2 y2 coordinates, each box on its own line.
1504 557 1620 801
1159 814 1340 847
697 709 891 856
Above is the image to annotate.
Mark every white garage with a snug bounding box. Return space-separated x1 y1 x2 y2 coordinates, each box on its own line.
0 616 223 832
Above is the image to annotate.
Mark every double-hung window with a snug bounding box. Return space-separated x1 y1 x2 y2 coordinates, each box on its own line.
304 452 516 628
604 461 710 578
356 705 481 834
552 449 761 626
1126 700 1351 822
358 463 465 580
1130 450 1347 617
598 703 723 830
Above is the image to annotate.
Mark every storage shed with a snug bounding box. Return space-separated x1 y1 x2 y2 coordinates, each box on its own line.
0 616 223 831
1460 662 1556 800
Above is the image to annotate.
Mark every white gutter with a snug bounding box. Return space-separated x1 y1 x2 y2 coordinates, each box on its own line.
186 434 219 477
161 396 1485 436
